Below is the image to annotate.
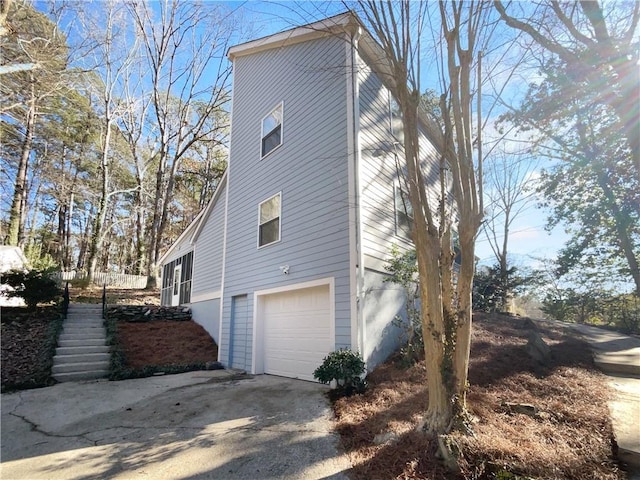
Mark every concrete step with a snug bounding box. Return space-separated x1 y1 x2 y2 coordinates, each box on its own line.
54 353 110 365
63 320 104 327
53 370 109 382
65 316 103 321
59 338 107 347
63 324 105 331
55 345 110 355
52 361 109 374
59 332 106 340
594 352 640 376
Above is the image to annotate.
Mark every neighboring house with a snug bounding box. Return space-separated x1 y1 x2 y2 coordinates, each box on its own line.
159 12 444 381
0 245 28 307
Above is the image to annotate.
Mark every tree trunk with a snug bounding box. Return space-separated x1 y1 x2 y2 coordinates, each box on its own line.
453 223 476 404
146 155 165 288
87 120 112 280
8 78 36 247
133 176 146 276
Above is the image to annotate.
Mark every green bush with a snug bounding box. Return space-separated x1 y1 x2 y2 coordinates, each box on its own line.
384 245 423 365
1 268 61 310
313 349 366 397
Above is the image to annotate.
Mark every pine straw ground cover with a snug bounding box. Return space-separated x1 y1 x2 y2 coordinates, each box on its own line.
1 306 64 392
116 320 218 369
333 314 624 480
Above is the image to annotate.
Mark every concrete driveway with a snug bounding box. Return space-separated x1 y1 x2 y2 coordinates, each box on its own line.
1 372 351 479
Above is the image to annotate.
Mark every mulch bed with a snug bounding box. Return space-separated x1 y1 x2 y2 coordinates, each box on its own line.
1 306 63 392
333 313 624 480
116 320 218 369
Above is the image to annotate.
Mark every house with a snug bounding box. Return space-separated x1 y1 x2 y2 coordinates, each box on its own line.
159 12 443 381
0 245 28 306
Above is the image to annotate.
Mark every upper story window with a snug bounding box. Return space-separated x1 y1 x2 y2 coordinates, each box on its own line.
389 93 403 141
258 192 281 247
394 184 413 239
261 103 283 158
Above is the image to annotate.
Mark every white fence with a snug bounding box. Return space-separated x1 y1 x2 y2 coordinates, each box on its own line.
55 271 148 289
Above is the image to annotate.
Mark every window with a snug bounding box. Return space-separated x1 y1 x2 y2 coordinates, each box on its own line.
389 93 403 141
258 193 281 247
160 251 193 306
394 185 413 239
261 103 283 157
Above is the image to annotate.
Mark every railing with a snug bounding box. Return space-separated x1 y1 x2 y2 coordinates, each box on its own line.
54 271 147 289
102 284 107 319
62 282 70 317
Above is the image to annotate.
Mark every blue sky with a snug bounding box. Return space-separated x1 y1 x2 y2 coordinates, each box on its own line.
38 0 570 270
222 2 570 268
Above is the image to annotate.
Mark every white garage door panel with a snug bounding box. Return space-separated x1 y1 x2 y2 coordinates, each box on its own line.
263 285 332 381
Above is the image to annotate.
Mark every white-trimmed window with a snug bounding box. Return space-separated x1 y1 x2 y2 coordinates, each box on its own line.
394 184 413 239
389 92 403 141
261 103 283 158
258 192 281 247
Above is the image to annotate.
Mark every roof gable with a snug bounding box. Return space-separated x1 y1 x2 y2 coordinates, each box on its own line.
158 172 228 265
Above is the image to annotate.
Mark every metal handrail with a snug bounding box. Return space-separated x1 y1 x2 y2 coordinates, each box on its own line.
102 284 106 319
62 282 70 317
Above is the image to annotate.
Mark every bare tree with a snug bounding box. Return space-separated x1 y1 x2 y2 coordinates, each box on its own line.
80 0 140 279
128 0 236 287
482 149 538 310
356 1 489 435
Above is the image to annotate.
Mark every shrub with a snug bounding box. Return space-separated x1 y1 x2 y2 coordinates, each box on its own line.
1 268 61 310
313 349 366 397
384 245 423 365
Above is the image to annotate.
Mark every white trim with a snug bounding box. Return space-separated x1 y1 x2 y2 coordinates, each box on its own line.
171 264 182 306
217 91 235 363
228 12 355 61
346 31 363 355
260 101 283 159
394 182 414 240
251 276 335 376
191 172 228 243
257 191 282 249
158 219 199 266
190 290 221 303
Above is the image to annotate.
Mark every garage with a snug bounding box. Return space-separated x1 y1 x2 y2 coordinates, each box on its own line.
260 283 333 381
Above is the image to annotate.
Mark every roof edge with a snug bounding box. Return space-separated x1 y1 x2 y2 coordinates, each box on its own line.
228 11 357 61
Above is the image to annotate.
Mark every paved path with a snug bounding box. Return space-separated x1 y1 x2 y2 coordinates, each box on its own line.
568 323 640 476
1 372 350 480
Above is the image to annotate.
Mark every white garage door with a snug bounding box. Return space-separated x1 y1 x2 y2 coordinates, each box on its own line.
262 285 332 381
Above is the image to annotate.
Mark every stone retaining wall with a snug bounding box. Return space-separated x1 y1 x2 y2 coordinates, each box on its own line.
105 305 191 322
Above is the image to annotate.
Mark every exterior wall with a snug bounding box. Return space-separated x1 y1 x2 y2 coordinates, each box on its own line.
358 61 411 267
356 54 441 368
362 269 406 369
190 298 221 345
192 181 227 299
220 35 353 372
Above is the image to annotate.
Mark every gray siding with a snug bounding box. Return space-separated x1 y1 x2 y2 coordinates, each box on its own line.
356 55 441 368
219 35 353 370
190 298 221 344
192 181 227 296
357 61 441 268
362 269 406 369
